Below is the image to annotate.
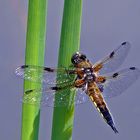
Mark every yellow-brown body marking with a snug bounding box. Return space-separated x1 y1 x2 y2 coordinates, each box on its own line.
87 81 109 121
93 63 103 72
76 60 92 68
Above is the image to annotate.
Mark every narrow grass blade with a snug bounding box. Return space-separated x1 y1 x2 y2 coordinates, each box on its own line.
21 0 47 140
51 0 83 140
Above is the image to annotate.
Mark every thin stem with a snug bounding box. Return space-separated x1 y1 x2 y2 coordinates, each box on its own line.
21 0 47 140
51 0 83 140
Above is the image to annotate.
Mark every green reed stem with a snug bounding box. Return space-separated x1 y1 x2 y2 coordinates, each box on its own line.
51 1 83 140
21 0 47 140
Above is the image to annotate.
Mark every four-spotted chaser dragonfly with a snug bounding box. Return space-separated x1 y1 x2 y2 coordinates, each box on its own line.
15 42 140 133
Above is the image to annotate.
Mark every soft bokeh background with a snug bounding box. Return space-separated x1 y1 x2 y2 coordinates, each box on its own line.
0 0 140 139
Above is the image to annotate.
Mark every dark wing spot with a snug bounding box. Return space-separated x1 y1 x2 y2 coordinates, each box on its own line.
21 65 28 69
51 86 61 91
130 67 136 70
44 67 54 72
102 79 106 83
121 42 127 45
25 89 34 94
109 51 115 58
112 73 118 78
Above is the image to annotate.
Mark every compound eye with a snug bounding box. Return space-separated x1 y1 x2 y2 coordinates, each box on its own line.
71 52 81 64
80 54 86 60
73 59 79 64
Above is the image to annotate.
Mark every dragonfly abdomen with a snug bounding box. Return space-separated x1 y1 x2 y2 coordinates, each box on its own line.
98 106 118 133
88 91 118 133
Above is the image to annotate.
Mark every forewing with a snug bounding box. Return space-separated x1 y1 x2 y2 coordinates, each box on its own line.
22 86 88 107
98 67 140 98
15 65 75 85
93 42 131 74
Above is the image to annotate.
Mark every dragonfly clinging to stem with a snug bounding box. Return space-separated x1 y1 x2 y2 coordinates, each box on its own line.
15 42 140 133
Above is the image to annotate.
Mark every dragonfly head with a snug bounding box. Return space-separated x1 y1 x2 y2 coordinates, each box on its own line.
71 52 87 65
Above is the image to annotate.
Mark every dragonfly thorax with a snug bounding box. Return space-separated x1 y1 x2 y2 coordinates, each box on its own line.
84 68 96 82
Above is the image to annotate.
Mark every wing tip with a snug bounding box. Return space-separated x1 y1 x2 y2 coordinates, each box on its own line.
129 67 140 71
121 41 131 47
129 67 140 76
130 67 136 70
121 41 131 51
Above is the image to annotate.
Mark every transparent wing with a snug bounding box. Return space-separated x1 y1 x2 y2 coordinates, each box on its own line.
93 42 131 74
98 67 140 98
15 65 76 85
22 86 88 107
46 88 88 107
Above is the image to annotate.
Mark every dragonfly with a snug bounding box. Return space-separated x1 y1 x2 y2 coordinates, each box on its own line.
15 42 140 133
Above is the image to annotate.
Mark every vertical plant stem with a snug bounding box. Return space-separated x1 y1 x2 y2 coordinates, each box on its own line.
21 0 47 140
51 0 83 140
